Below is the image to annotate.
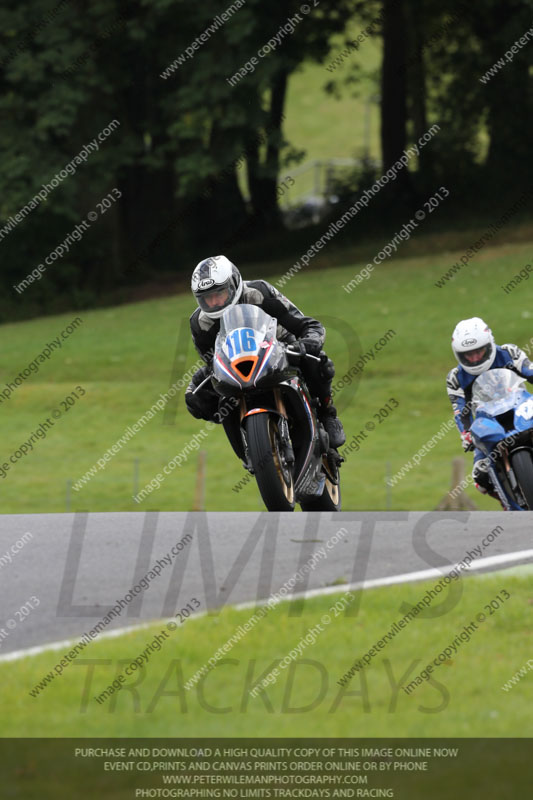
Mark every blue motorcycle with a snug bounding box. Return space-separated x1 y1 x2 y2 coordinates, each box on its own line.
470 368 533 510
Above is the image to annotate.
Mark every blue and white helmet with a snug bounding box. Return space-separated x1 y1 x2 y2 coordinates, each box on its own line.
191 255 243 319
452 317 496 375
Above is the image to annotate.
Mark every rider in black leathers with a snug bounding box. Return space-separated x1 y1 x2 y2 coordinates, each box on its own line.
184 255 346 456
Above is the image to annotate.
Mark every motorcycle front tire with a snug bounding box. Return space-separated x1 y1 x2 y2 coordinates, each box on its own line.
510 449 533 509
245 413 295 512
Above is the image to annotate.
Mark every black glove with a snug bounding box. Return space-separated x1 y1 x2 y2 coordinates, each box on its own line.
185 390 216 421
299 337 322 356
185 366 218 421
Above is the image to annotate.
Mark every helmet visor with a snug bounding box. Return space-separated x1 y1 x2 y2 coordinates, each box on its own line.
458 344 492 368
195 282 235 314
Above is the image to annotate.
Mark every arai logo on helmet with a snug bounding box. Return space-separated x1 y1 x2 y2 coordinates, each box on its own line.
462 338 477 347
198 278 215 290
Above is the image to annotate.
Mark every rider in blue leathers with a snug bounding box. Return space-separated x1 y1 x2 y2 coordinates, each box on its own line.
446 317 533 499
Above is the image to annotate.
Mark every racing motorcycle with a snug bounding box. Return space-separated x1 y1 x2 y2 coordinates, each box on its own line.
208 304 342 512
470 368 533 510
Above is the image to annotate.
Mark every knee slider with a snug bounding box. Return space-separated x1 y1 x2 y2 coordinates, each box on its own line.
473 465 491 491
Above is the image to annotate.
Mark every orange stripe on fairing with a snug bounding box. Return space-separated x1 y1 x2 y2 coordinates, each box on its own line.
243 408 269 417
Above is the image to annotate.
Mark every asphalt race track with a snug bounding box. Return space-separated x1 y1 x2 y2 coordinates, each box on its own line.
0 511 531 657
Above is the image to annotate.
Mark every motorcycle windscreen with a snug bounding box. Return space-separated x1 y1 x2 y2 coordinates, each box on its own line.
214 303 277 387
218 305 275 359
471 368 529 417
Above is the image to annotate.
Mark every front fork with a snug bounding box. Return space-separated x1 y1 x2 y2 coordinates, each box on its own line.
237 389 289 422
487 464 513 510
487 446 523 510
274 389 295 465
239 391 294 472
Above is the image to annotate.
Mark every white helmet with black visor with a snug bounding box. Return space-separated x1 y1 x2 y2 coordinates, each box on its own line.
191 255 243 319
451 317 496 375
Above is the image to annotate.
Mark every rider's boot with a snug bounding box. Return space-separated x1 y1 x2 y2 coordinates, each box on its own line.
474 478 506 510
319 400 346 449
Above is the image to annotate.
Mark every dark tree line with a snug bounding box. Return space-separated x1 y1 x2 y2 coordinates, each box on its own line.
0 0 532 319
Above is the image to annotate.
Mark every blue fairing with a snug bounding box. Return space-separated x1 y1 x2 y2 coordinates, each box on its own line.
515 397 533 431
471 416 507 447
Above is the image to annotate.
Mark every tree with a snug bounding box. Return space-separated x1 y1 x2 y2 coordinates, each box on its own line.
381 0 408 179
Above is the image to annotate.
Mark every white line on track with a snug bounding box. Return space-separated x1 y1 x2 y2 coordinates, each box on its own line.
2 547 532 665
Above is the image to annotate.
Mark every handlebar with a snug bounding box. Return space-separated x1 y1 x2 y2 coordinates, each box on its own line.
286 345 322 363
191 374 213 394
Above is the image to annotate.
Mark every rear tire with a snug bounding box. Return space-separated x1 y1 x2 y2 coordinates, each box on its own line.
246 414 295 512
510 449 533 509
300 457 342 511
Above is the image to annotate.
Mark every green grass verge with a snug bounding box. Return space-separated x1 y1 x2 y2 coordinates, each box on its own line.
2 571 531 737
2 219 533 512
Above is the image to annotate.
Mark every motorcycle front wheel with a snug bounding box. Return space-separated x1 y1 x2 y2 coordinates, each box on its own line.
245 413 295 512
510 449 533 509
